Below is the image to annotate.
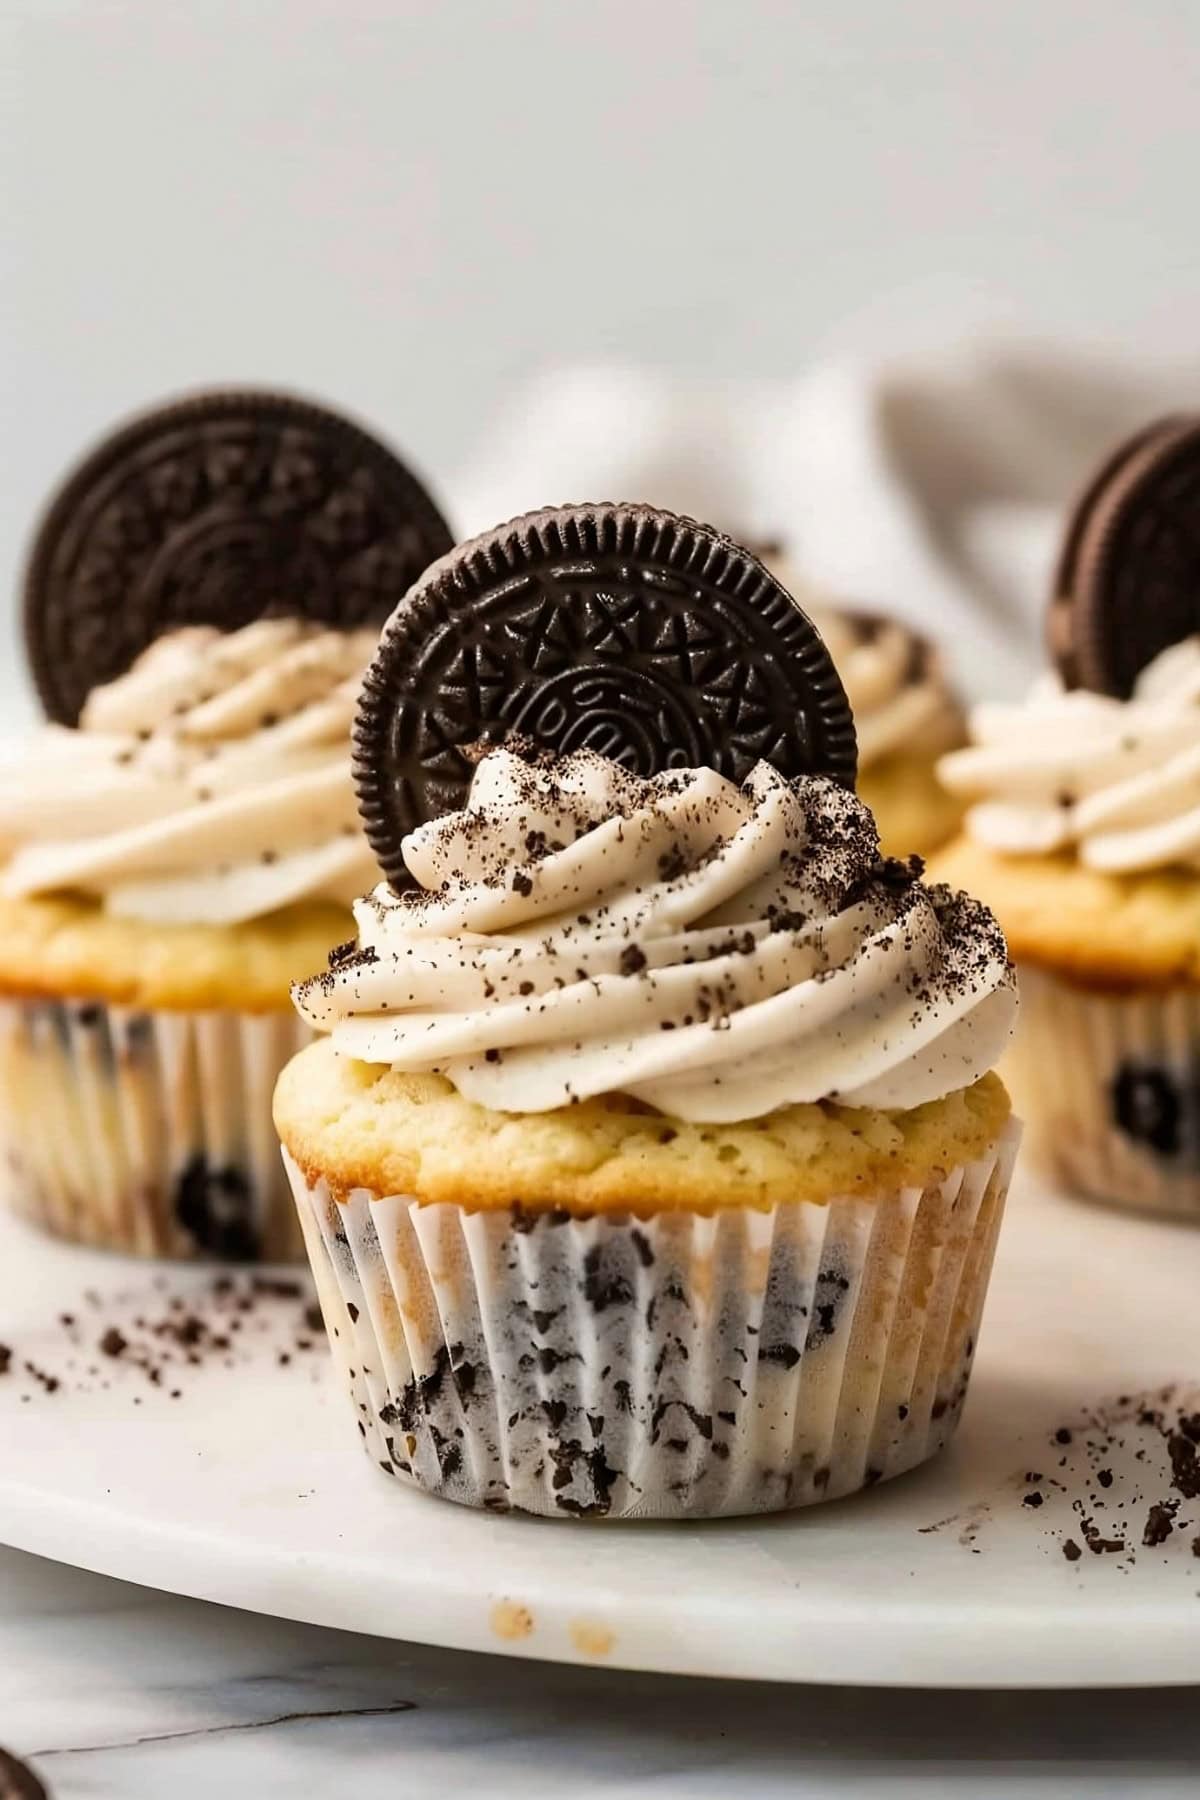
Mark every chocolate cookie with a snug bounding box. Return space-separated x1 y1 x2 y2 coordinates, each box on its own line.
1049 414 1200 696
0 1748 48 1800
24 389 453 724
354 502 857 886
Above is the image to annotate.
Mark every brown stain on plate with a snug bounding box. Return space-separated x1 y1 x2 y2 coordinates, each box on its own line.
489 1599 534 1641
569 1618 616 1658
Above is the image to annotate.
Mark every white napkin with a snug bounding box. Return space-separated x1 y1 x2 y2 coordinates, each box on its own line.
450 346 1192 701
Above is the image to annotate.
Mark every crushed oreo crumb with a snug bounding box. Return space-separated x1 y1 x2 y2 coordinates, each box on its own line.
4 1270 326 1407
1143 1501 1179 1547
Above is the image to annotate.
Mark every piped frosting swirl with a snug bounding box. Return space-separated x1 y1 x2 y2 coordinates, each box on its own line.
0 619 381 924
815 607 963 768
940 636 1200 873
756 551 962 769
295 745 1017 1121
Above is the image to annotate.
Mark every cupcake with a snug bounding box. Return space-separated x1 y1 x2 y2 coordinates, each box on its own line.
936 416 1200 1219
275 503 1020 1518
0 389 452 1258
755 549 966 859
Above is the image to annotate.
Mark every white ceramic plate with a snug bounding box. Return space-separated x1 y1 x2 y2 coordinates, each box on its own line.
2 1173 1199 1688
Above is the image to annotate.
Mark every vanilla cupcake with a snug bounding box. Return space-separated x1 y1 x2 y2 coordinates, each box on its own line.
0 389 452 1257
936 417 1200 1219
275 505 1020 1518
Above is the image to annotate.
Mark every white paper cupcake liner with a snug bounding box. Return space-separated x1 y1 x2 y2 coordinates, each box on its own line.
1006 967 1200 1220
284 1120 1019 1519
0 997 310 1259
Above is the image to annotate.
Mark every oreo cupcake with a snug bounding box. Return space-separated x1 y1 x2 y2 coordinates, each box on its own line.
936 417 1200 1219
756 551 966 859
274 504 1020 1518
0 390 452 1258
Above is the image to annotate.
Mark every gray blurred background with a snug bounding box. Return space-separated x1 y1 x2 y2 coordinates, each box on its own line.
5 0 1200 714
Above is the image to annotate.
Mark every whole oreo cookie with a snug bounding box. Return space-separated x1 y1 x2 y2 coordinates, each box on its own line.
1049 414 1200 697
354 502 857 886
24 389 454 724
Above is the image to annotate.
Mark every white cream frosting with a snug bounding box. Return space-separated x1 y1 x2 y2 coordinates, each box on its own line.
0 620 381 925
940 637 1200 873
814 606 962 767
295 746 1016 1122
758 554 961 769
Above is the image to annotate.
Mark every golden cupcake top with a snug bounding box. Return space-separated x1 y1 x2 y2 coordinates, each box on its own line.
275 1036 1011 1212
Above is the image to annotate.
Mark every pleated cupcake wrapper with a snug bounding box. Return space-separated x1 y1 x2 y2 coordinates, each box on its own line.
1007 968 1200 1221
0 997 310 1260
285 1120 1019 1520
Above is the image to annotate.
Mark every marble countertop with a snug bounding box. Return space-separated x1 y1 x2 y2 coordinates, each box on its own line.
2 1546 1198 1798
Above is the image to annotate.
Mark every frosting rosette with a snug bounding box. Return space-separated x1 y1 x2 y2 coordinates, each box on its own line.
0 619 380 925
814 606 962 769
755 551 962 772
940 636 1200 873
295 745 1017 1122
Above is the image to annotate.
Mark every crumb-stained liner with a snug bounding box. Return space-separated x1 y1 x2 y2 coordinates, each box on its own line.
0 998 309 1259
284 1122 1019 1518
1006 968 1200 1220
